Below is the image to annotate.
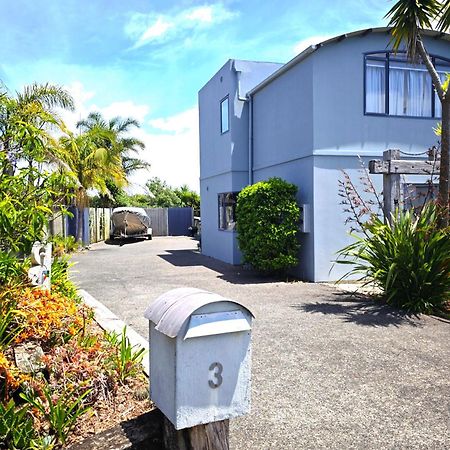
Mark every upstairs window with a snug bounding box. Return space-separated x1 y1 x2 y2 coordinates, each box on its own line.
365 52 450 118
220 96 229 133
218 192 238 230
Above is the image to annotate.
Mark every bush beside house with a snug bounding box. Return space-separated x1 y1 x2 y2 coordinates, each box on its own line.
236 177 300 274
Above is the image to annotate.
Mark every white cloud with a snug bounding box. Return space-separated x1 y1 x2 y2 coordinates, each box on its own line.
149 108 198 134
57 82 199 192
139 17 173 43
96 101 150 125
186 6 214 23
128 107 199 192
293 35 333 55
125 4 237 49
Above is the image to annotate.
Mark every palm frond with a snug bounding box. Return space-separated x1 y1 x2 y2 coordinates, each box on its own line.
385 0 442 59
16 82 74 111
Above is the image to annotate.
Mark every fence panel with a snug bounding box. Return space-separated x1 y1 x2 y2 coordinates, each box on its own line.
145 208 168 236
168 207 193 236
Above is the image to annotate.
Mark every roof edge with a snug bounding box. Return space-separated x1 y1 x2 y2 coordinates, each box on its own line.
247 26 450 96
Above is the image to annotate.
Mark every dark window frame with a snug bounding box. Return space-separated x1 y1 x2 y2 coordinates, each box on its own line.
218 191 238 231
220 95 229 134
363 50 450 119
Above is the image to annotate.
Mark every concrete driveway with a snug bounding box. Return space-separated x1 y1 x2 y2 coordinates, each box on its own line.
71 237 450 449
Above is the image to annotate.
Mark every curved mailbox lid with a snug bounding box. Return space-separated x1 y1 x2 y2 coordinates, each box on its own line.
144 287 254 338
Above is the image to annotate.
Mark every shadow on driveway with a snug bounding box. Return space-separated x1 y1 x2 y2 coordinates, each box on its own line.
291 293 422 328
104 237 148 246
158 249 284 285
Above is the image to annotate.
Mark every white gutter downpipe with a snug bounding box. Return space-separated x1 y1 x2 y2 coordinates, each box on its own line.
248 94 253 185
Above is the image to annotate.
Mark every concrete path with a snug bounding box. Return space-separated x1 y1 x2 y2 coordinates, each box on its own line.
71 237 450 449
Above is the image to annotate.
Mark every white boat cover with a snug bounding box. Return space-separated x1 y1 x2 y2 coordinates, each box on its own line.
111 207 151 237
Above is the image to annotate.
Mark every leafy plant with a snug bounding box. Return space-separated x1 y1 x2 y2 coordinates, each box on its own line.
0 292 23 350
104 327 146 384
336 203 450 314
236 177 300 274
0 253 28 285
49 235 79 257
0 400 36 450
20 384 91 445
51 256 80 301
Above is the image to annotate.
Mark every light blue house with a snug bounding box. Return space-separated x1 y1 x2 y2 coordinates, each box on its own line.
198 28 450 282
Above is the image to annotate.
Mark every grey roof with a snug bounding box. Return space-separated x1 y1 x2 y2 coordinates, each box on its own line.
144 287 254 338
248 27 450 96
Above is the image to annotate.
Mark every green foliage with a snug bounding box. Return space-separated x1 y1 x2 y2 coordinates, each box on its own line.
146 177 182 207
236 177 300 273
174 185 200 212
49 234 79 256
51 256 80 301
104 327 146 384
0 158 73 255
0 252 28 285
336 203 450 314
0 292 23 350
0 82 76 254
20 384 91 446
0 400 36 450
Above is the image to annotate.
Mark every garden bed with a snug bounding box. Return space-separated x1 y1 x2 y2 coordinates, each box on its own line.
0 255 152 449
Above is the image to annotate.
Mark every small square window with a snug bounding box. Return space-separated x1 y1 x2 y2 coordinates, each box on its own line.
218 192 238 230
220 97 229 134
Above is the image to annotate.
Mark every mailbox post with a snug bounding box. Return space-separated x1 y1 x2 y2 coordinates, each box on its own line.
144 288 254 449
28 242 52 291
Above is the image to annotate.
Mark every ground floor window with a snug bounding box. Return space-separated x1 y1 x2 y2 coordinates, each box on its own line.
218 192 238 230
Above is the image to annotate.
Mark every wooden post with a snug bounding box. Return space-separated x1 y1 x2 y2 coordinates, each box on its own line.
383 149 401 222
163 417 229 450
369 149 441 224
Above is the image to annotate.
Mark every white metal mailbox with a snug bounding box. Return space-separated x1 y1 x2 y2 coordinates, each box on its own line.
28 242 52 290
144 287 254 430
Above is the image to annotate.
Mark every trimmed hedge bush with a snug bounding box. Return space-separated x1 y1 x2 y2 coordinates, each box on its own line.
236 177 300 273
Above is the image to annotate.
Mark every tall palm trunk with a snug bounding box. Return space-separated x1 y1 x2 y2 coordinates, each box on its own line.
76 205 84 243
440 99 450 226
416 38 449 227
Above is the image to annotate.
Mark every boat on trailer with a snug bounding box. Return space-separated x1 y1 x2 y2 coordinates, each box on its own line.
110 207 152 241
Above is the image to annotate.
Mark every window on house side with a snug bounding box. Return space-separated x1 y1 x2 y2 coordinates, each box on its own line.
218 192 238 230
365 52 450 118
220 97 229 133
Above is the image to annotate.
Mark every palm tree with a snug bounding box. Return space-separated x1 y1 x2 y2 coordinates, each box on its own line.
0 82 74 173
0 82 75 252
59 127 126 242
385 0 450 225
76 112 150 175
76 112 150 208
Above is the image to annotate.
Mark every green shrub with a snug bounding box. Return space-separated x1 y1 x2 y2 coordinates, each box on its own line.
0 252 28 285
0 400 36 450
236 177 300 274
51 256 79 301
104 327 146 384
49 235 79 256
20 384 91 446
336 203 450 314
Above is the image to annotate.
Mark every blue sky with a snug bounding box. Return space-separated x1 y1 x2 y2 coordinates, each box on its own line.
0 0 391 191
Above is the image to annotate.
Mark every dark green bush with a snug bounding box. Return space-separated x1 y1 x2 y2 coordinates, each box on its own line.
336 203 450 314
236 177 300 274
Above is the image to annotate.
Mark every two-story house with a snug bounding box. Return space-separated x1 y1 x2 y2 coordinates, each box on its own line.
198 27 450 281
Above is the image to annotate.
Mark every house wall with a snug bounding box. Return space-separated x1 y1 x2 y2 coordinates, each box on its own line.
251 32 450 281
199 60 282 264
311 33 449 155
253 156 315 281
309 33 450 281
199 31 450 281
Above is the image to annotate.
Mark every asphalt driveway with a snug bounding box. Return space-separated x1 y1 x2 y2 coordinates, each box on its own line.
71 237 450 449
